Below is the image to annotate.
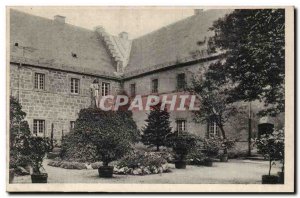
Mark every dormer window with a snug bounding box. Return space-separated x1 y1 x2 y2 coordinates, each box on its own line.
71 53 77 58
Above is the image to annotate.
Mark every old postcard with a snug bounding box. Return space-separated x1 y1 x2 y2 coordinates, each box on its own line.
6 6 294 193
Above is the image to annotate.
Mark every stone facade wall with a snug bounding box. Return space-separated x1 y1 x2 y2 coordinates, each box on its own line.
10 63 121 142
10 60 284 148
123 61 212 138
123 61 284 143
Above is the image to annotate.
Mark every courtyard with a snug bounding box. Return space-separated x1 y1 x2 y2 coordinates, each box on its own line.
13 159 281 184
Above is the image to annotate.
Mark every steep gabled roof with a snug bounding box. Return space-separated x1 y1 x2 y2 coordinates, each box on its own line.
9 9 232 79
125 9 232 74
10 9 117 77
94 27 132 73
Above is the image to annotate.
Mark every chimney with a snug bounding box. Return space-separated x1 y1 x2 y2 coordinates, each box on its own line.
194 9 203 15
54 15 66 23
119 32 129 40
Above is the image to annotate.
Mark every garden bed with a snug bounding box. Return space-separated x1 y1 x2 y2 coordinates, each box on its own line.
48 151 172 175
48 160 88 170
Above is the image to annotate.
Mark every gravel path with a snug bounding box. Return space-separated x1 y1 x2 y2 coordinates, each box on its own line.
13 159 281 184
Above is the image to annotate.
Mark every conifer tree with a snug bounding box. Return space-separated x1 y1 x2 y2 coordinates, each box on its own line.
142 104 172 151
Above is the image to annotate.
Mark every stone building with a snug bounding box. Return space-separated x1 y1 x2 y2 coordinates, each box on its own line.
9 9 283 151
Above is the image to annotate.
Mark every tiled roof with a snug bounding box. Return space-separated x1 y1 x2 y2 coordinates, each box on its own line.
125 9 232 74
9 9 232 79
9 9 117 77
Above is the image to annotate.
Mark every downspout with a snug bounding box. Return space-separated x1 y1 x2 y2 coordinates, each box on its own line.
17 62 22 135
17 62 22 101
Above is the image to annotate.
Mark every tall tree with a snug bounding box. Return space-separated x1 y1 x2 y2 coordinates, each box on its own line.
142 104 172 151
207 9 285 116
191 68 238 139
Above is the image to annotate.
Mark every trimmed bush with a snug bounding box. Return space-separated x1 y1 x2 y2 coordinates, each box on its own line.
167 133 198 163
115 151 170 175
202 138 220 158
187 139 206 165
60 136 98 163
61 108 140 166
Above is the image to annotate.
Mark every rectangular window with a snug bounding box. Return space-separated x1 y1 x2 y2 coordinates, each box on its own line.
71 78 80 94
70 121 75 131
151 79 158 93
34 73 45 90
208 119 219 138
177 73 186 90
102 82 110 96
176 119 186 133
130 83 136 97
33 120 45 136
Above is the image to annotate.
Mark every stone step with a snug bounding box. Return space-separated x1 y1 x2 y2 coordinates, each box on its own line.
244 156 266 161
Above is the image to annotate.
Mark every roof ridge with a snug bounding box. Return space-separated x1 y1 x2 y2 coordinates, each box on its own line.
132 14 195 41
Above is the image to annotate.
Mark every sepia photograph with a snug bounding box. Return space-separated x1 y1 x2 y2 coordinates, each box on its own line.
6 6 294 192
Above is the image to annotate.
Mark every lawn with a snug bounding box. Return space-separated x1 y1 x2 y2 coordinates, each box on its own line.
12 159 281 184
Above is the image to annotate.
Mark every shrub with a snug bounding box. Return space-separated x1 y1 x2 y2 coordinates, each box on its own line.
255 129 284 175
134 143 174 162
9 96 31 169
62 108 140 166
91 162 102 169
219 138 236 155
115 151 170 175
187 139 206 165
168 133 198 161
202 137 237 157
27 136 51 174
202 138 221 158
60 133 98 163
48 160 87 170
14 135 51 174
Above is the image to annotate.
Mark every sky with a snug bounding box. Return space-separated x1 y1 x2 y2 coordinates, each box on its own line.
11 6 195 39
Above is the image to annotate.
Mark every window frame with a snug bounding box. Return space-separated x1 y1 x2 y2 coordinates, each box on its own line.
176 119 187 133
34 73 45 90
151 78 159 93
130 83 136 97
207 118 220 138
33 119 45 136
101 82 110 96
70 78 80 94
70 121 75 131
177 73 186 90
